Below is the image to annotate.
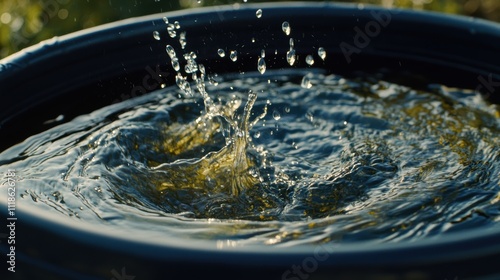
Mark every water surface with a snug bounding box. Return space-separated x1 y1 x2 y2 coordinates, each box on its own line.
1 70 499 246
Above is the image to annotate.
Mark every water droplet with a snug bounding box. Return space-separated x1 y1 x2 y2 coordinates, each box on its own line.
230 50 238 62
171 57 180 71
318 47 326 60
254 131 261 138
179 31 187 49
162 17 169 24
166 45 176 58
273 110 281 121
289 38 294 48
286 49 296 66
167 23 177 38
305 55 314 66
174 21 181 29
251 37 256 43
261 49 265 58
258 57 266 74
282 21 291 36
301 76 313 89
218 48 226 57
284 107 290 113
209 75 219 86
256 9 263 18
153 31 161 40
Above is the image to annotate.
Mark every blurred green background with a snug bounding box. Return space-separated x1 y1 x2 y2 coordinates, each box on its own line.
1 0 499 59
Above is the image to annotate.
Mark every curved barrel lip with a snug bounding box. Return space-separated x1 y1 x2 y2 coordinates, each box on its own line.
1 2 500 275
2 2 500 77
2 196 500 268
1 2 499 132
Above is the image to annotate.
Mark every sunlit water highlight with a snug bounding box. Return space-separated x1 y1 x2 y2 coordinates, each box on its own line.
1 70 499 246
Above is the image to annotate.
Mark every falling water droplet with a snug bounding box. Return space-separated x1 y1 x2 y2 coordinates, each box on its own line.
171 58 180 71
163 17 169 24
301 76 313 89
318 47 326 61
305 55 314 66
218 48 226 57
179 31 187 49
282 21 291 36
230 50 238 61
167 23 177 38
254 131 261 138
273 110 281 121
258 57 266 74
261 49 265 58
153 31 161 40
289 38 294 49
256 9 263 18
286 49 296 66
174 21 181 29
166 45 176 58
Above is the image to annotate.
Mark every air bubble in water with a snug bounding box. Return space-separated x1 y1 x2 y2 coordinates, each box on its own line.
282 21 291 36
258 57 266 74
318 47 326 60
305 55 314 66
218 48 226 57
272 110 281 121
153 31 161 40
286 49 296 66
230 50 238 62
256 9 263 18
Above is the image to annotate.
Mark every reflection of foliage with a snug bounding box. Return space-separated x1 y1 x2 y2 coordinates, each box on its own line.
0 0 499 58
